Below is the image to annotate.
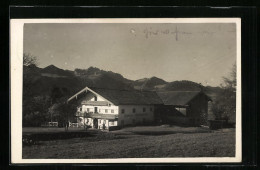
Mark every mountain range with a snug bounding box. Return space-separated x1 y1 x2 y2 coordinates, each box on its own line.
23 64 222 99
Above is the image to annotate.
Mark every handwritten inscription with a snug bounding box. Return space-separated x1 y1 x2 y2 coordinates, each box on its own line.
143 27 192 40
130 27 218 41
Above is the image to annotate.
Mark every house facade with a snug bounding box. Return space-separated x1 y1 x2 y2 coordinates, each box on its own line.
67 87 212 129
67 87 163 130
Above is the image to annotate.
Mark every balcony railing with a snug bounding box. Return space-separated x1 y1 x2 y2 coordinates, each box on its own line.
81 101 109 106
75 112 118 120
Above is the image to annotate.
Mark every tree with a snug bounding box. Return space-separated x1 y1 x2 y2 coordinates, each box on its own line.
48 98 77 131
50 86 63 103
222 64 236 90
23 96 51 127
22 53 42 127
23 53 40 98
49 87 77 131
212 64 236 123
23 53 38 66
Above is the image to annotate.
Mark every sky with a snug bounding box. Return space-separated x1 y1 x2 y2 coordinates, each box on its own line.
24 23 237 87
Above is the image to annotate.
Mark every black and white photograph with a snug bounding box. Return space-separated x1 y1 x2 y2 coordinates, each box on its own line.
10 18 241 163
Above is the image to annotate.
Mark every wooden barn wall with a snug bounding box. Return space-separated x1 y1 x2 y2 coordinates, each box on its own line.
188 93 209 125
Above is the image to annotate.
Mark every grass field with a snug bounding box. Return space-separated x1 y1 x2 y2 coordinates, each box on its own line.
22 126 235 159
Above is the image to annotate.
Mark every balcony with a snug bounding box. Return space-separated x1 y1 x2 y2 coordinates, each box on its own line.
75 112 118 120
81 101 109 106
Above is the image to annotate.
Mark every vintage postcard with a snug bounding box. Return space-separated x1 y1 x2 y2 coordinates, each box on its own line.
10 18 241 163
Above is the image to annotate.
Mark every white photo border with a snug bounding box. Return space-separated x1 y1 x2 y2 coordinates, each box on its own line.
10 18 241 164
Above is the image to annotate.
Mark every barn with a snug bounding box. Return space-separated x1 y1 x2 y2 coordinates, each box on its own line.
156 91 212 126
67 87 163 130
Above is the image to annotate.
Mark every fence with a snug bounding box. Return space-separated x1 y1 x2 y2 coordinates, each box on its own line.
41 122 58 127
69 123 80 128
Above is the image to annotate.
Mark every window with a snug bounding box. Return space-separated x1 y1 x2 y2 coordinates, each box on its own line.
94 107 98 113
79 107 82 111
133 108 136 113
121 109 125 114
105 109 108 113
87 108 90 112
143 107 146 112
111 109 114 113
110 121 114 125
94 96 97 101
177 107 187 116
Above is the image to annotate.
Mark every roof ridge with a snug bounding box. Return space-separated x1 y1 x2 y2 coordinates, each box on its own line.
90 87 157 93
157 91 201 93
68 86 164 105
89 87 133 91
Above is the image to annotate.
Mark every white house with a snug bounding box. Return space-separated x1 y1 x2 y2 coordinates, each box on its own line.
67 87 163 130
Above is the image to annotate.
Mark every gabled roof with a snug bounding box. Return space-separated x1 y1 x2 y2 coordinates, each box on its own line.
157 91 211 106
91 88 164 105
67 87 164 105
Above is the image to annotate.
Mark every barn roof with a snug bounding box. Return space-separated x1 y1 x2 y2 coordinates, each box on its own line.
92 88 163 105
156 91 211 106
68 87 164 105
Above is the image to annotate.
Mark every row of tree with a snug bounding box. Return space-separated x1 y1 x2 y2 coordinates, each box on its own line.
23 53 77 128
211 64 236 123
23 86 77 127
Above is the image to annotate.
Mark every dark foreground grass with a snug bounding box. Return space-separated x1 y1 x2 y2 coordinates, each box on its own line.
22 126 235 159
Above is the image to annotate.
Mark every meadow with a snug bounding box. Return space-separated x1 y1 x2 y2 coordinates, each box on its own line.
23 126 235 159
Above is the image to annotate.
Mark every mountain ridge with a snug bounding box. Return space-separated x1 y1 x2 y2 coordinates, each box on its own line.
24 64 221 98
